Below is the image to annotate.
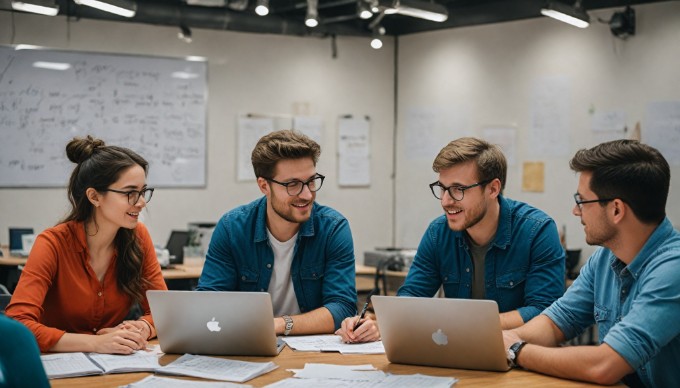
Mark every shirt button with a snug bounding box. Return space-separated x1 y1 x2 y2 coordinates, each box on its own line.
241 276 246 281
93 328 97 332
98 291 102 297
510 281 514 286
260 288 265 292
443 276 448 281
466 268 470 272
266 264 272 269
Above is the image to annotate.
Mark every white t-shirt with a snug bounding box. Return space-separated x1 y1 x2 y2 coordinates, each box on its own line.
267 229 301 317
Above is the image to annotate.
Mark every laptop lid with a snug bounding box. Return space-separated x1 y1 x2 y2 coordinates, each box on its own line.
165 230 189 265
147 290 282 357
9 228 34 256
372 296 510 372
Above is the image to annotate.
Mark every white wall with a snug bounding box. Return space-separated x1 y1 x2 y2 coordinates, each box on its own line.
0 14 396 260
396 1 680 265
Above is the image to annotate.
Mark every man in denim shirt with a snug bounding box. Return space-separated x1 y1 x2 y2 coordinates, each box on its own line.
198 130 356 335
504 140 680 387
338 137 565 343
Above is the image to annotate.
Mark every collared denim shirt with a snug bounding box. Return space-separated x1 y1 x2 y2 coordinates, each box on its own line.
544 218 680 388
398 195 565 323
197 197 357 330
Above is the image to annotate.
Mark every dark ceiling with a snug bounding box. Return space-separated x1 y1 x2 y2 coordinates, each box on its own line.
0 0 669 38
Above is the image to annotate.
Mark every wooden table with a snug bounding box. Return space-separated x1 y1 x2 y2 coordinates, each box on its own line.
161 264 203 280
50 344 613 387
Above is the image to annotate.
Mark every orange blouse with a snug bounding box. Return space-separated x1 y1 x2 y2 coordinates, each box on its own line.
6 221 168 352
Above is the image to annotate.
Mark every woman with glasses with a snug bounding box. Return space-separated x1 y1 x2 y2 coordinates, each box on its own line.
6 135 167 354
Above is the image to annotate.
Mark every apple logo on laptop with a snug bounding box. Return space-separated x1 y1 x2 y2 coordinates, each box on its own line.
432 329 448 346
207 317 221 332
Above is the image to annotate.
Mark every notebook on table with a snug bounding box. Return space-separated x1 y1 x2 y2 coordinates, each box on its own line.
372 295 510 372
147 290 284 356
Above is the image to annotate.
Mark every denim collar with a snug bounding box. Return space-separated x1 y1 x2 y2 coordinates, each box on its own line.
253 196 316 243
623 217 673 279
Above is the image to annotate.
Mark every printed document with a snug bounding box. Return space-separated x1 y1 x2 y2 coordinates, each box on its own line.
282 335 385 354
122 375 251 388
156 354 277 383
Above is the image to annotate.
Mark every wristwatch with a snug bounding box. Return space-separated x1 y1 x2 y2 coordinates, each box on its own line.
282 315 294 336
507 340 527 368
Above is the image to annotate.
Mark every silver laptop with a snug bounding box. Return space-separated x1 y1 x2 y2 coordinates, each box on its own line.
373 296 510 372
147 290 284 356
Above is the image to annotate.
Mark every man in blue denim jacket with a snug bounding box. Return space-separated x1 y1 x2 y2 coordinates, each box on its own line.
337 137 565 343
197 130 356 335
504 140 680 387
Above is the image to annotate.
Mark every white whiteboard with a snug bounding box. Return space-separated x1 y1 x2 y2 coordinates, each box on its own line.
0 46 207 187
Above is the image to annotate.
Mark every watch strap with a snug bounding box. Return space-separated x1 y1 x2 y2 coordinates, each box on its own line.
508 340 527 368
282 315 294 336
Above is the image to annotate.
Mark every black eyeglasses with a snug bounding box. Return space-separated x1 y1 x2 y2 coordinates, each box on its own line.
429 179 492 201
103 187 154 206
573 193 614 210
266 174 325 196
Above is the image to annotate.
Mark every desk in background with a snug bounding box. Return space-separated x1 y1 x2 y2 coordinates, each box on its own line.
1 246 203 292
49 343 619 387
356 264 409 296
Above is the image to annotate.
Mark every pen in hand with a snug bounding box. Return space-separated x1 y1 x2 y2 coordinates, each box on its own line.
353 288 379 331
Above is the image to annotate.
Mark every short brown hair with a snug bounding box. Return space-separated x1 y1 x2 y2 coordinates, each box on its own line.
432 137 507 192
251 130 321 178
570 139 669 224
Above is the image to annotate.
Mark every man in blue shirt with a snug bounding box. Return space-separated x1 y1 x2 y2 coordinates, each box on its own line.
197 130 356 335
503 140 680 387
338 137 565 343
0 315 50 387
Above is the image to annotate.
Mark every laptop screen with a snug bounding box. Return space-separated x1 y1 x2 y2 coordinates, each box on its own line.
9 228 34 252
165 230 190 265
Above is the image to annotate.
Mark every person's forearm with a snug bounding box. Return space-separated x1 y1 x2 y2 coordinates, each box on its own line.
499 310 524 330
514 315 565 347
275 307 334 335
517 343 633 385
50 332 96 353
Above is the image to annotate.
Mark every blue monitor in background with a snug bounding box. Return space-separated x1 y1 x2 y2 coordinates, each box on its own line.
9 227 34 256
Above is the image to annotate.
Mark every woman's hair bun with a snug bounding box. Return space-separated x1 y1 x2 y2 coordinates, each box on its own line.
65 135 106 164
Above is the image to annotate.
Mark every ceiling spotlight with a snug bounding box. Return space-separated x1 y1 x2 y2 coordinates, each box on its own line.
541 0 590 28
73 0 137 18
384 0 448 23
178 24 192 43
370 25 386 49
357 0 373 20
609 6 635 40
305 0 319 27
255 0 269 16
11 0 59 16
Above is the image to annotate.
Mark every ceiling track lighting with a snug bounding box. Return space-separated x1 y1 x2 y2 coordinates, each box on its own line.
370 25 386 49
383 0 448 23
178 24 192 43
255 0 269 16
305 0 319 27
541 0 590 28
11 0 59 16
357 0 373 20
73 0 137 18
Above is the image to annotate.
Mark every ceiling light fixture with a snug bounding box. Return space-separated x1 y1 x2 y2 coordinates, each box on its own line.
541 0 590 28
11 0 59 16
370 25 386 49
255 0 269 16
357 0 373 20
609 5 635 40
73 0 137 18
305 0 319 27
178 24 192 43
383 0 448 23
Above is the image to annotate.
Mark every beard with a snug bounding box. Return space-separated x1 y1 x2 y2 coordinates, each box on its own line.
445 199 488 232
270 186 313 224
584 217 617 247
